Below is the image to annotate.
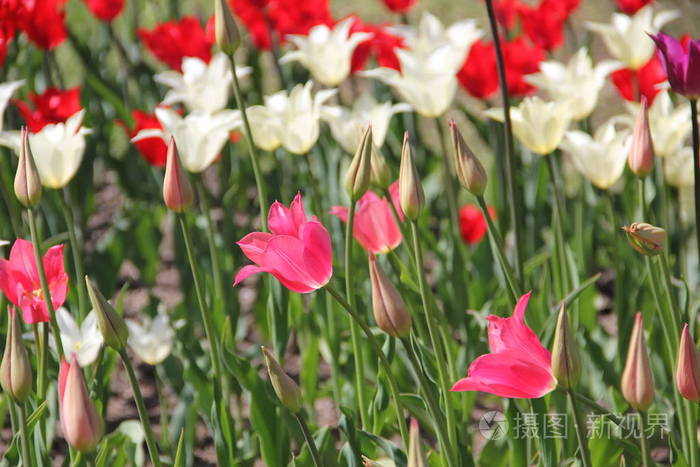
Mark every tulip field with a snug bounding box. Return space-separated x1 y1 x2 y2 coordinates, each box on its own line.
3 0 700 465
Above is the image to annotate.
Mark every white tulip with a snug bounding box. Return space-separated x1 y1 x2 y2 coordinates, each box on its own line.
132 108 238 173
237 81 337 154
321 93 410 153
53 308 104 367
0 110 91 188
560 118 631 190
621 91 691 158
363 14 482 118
525 48 621 120
485 97 572 155
155 53 251 113
280 18 372 86
0 80 24 132
664 146 693 188
586 6 679 70
126 313 175 366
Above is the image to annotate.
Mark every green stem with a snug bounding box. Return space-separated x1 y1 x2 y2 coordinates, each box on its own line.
344 202 367 428
119 349 162 467
476 195 520 303
58 188 88 320
567 390 591 467
639 412 650 467
689 99 700 273
195 179 225 313
546 156 571 296
324 284 409 450
16 402 30 467
228 52 268 231
484 0 523 282
27 209 64 358
433 118 459 239
409 221 458 466
295 413 322 467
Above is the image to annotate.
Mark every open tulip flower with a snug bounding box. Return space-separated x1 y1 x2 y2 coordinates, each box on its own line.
651 32 700 98
53 308 104 367
0 239 68 324
234 193 333 293
330 189 402 255
126 312 176 366
451 292 556 398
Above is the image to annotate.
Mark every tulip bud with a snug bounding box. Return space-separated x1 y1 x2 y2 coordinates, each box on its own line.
14 126 42 208
551 305 581 389
370 145 392 189
450 120 487 196
408 418 427 467
676 324 700 403
163 137 194 213
628 97 654 177
398 132 424 220
85 276 128 350
622 222 665 256
345 126 373 201
0 307 32 402
262 346 303 413
214 0 240 54
621 313 655 411
369 256 411 337
59 355 104 452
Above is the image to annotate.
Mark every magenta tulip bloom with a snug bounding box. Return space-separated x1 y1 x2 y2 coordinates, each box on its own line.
234 193 333 293
650 32 700 98
330 190 402 255
451 291 556 398
0 239 68 324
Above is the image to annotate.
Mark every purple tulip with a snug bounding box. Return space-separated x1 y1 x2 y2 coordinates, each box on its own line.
650 32 700 98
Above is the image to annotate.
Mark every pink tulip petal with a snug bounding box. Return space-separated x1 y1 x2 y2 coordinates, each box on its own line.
354 195 402 254
264 234 325 292
268 192 308 236
233 264 267 287
450 351 555 398
9 239 39 285
652 32 687 94
0 258 18 305
237 232 274 264
329 206 349 223
486 291 551 370
289 192 308 227
299 221 333 287
388 181 405 221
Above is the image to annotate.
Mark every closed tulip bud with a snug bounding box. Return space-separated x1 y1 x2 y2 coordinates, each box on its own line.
622 222 665 256
163 137 193 213
408 418 427 467
621 313 655 411
628 97 654 177
450 120 487 196
551 305 581 389
59 355 104 452
262 346 302 413
369 256 411 337
85 276 128 350
398 132 424 220
14 126 42 208
0 307 32 401
370 145 392 189
345 126 373 201
676 324 700 403
214 0 240 54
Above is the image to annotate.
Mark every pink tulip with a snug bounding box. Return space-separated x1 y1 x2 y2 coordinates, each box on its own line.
330 190 402 255
59 354 104 452
234 193 333 293
451 291 556 398
0 239 68 324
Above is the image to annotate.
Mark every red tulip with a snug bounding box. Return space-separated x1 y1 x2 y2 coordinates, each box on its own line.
330 190 402 255
234 193 333 293
451 291 556 398
59 355 104 451
18 0 67 50
0 0 25 65
0 239 68 324
492 0 521 30
14 87 82 133
120 110 168 167
349 16 404 73
611 54 666 104
84 0 124 22
138 16 213 71
518 0 570 52
616 0 652 15
381 0 416 13
458 204 494 246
